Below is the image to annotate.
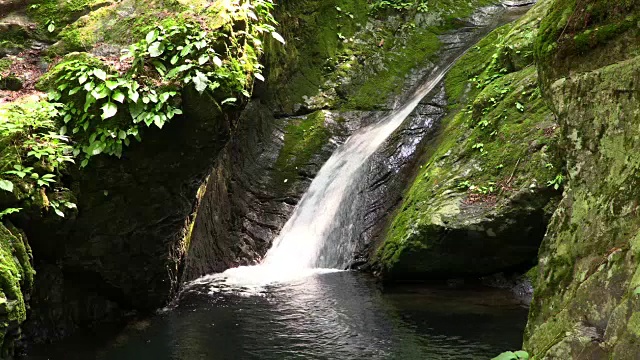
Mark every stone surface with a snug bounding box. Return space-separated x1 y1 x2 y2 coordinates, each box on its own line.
523 1 640 356
0 222 34 359
372 0 561 281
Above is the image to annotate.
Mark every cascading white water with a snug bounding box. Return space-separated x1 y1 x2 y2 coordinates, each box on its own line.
192 60 461 290
264 62 457 270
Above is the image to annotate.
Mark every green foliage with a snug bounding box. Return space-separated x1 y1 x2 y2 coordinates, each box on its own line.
0 208 21 219
547 173 564 190
370 0 414 12
0 101 76 217
493 350 530 360
44 0 281 166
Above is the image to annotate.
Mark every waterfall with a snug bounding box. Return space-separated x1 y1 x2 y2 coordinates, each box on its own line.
193 59 463 291
263 65 454 271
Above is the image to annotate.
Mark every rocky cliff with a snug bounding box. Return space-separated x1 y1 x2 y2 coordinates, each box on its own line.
524 0 640 358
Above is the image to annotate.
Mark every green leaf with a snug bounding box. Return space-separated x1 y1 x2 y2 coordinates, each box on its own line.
152 60 167 76
153 115 164 128
514 351 530 360
221 97 237 105
105 80 119 90
180 43 193 57
91 84 110 100
101 102 118 119
271 31 286 44
166 64 193 79
492 351 518 360
78 73 89 84
47 23 56 33
54 208 65 217
118 130 127 140
0 208 21 219
159 92 171 103
0 180 14 193
93 69 107 81
634 287 640 295
128 90 140 103
255 73 265 82
192 71 209 93
129 102 144 119
112 91 126 103
198 54 210 65
213 56 223 67
146 29 159 44
148 41 165 57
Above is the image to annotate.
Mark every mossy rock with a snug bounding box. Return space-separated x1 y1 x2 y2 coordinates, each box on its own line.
524 52 640 360
535 0 640 88
0 222 34 358
374 2 562 281
267 0 501 113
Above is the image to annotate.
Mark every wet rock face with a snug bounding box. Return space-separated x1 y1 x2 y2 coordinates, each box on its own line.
352 87 447 268
181 104 368 279
21 90 233 341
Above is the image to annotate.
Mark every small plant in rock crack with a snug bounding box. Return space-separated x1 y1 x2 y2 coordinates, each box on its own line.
472 142 485 153
547 173 564 190
457 180 473 190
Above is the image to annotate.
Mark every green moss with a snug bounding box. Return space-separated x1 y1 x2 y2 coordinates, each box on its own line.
36 52 105 91
377 66 558 274
445 25 511 104
374 4 562 277
0 24 31 52
0 223 34 358
535 0 640 84
268 0 501 112
524 48 640 357
27 0 114 34
0 59 12 73
273 111 331 190
344 29 441 110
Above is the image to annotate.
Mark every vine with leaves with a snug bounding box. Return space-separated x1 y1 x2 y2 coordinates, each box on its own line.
0 0 284 218
46 0 284 167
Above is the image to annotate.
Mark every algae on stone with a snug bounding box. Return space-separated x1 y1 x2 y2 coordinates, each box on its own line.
0 223 34 358
374 0 561 280
525 48 640 360
267 0 500 113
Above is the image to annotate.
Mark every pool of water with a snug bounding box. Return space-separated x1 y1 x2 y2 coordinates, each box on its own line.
26 271 528 360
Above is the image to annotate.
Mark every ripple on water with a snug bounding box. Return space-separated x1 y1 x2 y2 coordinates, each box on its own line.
25 271 529 360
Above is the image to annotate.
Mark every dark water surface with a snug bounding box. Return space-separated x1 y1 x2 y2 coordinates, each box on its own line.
27 272 527 360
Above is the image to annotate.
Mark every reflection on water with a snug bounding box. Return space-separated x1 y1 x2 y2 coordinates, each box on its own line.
26 272 528 360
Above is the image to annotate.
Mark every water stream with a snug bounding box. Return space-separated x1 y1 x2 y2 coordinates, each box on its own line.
202 59 459 290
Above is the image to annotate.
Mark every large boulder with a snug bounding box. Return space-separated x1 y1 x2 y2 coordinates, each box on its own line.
373 0 563 281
